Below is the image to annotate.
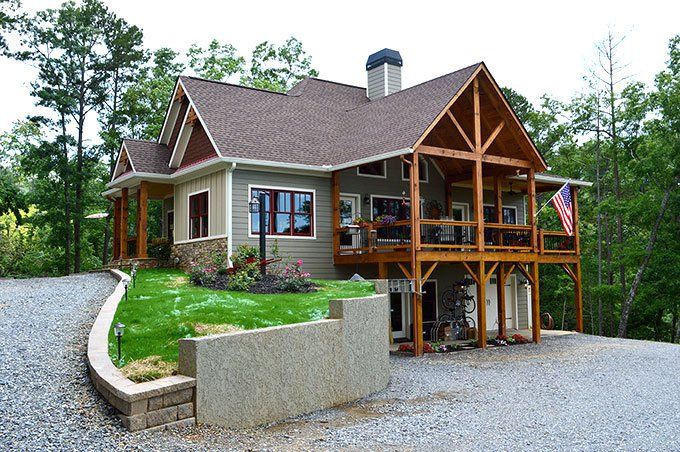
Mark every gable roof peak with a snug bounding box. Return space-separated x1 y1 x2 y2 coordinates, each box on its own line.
180 75 287 96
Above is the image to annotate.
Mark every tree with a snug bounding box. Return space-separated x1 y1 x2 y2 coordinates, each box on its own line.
0 0 19 52
241 37 318 92
16 0 131 272
187 39 244 82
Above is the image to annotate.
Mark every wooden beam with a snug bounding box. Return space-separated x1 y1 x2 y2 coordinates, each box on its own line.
497 263 506 336
378 262 388 279
482 121 505 154
531 262 541 343
515 263 534 286
331 172 340 257
472 158 484 251
476 261 487 348
413 261 423 356
473 77 482 153
120 188 129 259
574 260 584 332
527 168 537 252
397 262 413 280
422 262 439 283
484 262 499 283
502 263 516 284
494 176 503 247
446 110 475 152
417 145 532 168
136 181 148 258
412 154 422 251
560 263 577 282
112 198 121 260
462 261 480 285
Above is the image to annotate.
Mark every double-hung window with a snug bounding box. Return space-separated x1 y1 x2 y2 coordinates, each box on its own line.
250 187 314 237
189 191 209 239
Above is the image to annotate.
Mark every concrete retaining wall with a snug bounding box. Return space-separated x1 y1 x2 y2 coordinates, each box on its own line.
87 270 197 431
178 291 390 428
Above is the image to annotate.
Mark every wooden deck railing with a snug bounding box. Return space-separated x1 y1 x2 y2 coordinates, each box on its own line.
419 219 477 249
539 230 576 254
483 223 533 252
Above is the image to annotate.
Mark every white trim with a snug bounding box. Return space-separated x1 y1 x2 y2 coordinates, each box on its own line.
509 173 592 187
329 148 413 172
429 157 446 180
400 156 429 183
168 105 193 168
160 100 182 144
246 184 317 240
187 188 210 240
157 79 182 144
226 163 236 265
110 143 137 183
356 160 387 179
451 202 470 221
383 62 388 97
173 233 228 245
339 193 361 226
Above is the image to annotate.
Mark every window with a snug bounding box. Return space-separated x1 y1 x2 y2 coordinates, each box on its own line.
189 191 209 239
401 157 429 182
357 160 386 178
250 187 314 237
372 196 410 221
483 206 517 224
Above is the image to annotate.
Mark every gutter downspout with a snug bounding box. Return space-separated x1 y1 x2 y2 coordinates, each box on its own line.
226 162 236 266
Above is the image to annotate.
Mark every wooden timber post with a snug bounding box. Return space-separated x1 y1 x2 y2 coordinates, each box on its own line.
119 188 129 259
378 262 388 279
571 185 583 332
472 77 485 251
497 263 506 337
531 261 541 343
112 197 121 260
331 171 340 258
527 168 537 252
136 182 148 259
476 261 487 348
406 154 423 356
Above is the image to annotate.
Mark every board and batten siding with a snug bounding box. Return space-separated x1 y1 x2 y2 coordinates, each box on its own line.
173 170 227 242
232 169 346 279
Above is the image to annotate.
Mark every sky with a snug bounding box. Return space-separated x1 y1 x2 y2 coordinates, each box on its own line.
1 0 678 139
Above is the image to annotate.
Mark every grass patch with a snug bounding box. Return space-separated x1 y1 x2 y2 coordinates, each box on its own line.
121 356 177 383
109 268 374 369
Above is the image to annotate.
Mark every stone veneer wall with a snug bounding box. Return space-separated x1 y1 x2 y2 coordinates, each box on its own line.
171 237 228 270
87 269 197 432
177 285 390 429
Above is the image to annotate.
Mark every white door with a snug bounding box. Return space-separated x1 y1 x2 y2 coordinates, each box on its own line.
339 195 360 252
469 276 517 333
390 292 408 339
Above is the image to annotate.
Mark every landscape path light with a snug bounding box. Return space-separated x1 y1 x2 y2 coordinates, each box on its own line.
114 322 125 365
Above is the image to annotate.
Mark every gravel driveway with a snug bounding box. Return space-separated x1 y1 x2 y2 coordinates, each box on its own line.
1 273 679 451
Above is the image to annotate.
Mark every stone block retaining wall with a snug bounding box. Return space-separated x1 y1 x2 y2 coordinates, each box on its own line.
178 289 390 429
87 269 197 432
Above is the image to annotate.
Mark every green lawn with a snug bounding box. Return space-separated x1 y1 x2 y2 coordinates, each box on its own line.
109 268 375 370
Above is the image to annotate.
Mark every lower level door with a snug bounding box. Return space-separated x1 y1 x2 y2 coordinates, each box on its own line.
390 292 407 338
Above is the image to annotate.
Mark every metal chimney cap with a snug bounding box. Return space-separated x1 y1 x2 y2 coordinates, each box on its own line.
366 49 402 70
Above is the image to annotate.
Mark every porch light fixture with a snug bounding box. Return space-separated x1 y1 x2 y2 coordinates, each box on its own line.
250 193 267 275
114 322 125 364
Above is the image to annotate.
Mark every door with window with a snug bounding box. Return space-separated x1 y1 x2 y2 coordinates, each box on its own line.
450 203 469 245
339 195 360 250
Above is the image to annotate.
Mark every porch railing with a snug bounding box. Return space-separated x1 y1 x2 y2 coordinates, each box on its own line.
419 220 477 249
539 230 576 254
336 220 412 254
483 223 533 252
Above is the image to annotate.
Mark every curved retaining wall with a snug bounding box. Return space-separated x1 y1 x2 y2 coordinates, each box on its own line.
178 289 391 429
87 270 196 432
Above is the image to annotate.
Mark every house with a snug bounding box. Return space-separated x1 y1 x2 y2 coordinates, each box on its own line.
104 49 590 356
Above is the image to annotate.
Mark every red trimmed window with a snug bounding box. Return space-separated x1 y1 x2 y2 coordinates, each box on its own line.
189 191 209 239
250 188 313 237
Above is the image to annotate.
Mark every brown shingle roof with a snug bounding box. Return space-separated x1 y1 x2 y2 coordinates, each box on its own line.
123 139 174 175
114 63 482 177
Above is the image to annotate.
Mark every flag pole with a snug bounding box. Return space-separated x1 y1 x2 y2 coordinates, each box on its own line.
534 180 570 217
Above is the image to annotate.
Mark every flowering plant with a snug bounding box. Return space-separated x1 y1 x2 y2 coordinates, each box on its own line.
351 216 369 226
375 214 397 226
280 259 313 292
511 333 529 344
189 262 218 286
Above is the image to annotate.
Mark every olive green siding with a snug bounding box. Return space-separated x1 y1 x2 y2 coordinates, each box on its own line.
173 170 227 243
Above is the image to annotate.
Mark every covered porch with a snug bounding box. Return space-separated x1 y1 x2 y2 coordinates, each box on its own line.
108 181 174 262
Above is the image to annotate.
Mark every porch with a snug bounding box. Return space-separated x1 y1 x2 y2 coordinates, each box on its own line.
109 181 174 262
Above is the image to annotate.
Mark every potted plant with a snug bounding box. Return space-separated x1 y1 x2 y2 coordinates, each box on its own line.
375 214 397 226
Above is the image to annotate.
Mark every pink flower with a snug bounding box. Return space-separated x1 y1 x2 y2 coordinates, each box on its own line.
297 259 303 266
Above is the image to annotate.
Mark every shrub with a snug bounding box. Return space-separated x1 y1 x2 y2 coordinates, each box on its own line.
148 238 171 261
226 262 258 291
189 263 217 286
232 243 259 267
511 333 529 344
280 259 314 292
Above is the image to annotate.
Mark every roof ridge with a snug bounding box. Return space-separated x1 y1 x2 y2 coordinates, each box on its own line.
181 75 287 96
345 62 483 112
307 77 365 90
123 137 162 144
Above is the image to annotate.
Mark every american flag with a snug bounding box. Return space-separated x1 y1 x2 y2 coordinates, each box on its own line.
551 183 574 236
